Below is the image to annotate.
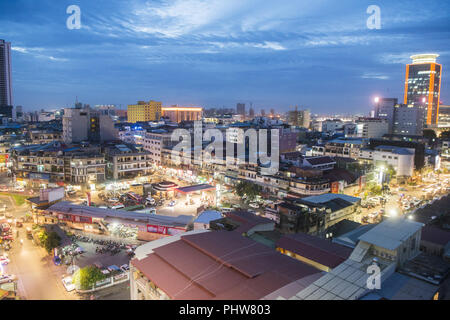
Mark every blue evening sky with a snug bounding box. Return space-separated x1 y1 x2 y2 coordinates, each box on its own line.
1 0 449 114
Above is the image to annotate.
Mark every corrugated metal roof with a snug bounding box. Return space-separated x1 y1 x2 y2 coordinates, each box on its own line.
276 233 352 269
358 218 423 251
131 230 321 300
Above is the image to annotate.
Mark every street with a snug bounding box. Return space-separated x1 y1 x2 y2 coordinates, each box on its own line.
4 226 78 300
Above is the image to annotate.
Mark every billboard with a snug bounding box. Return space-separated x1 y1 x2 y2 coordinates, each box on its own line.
146 224 185 235
39 187 64 202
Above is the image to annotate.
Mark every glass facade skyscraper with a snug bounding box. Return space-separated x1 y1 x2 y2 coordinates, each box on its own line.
0 39 13 107
404 54 442 125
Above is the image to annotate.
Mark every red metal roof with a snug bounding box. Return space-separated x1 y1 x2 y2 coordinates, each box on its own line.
276 233 352 269
131 231 320 300
224 211 274 234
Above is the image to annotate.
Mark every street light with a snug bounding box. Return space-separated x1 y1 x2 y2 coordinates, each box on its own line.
389 208 398 218
374 97 380 103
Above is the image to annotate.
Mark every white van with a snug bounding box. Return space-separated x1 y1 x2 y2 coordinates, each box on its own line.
111 204 125 210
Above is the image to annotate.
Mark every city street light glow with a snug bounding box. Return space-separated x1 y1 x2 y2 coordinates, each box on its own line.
389 209 398 217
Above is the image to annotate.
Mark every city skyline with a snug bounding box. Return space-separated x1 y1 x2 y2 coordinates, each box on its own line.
1 0 449 114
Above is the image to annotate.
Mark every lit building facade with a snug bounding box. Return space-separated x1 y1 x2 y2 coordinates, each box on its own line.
404 54 442 125
161 106 202 123
127 100 162 123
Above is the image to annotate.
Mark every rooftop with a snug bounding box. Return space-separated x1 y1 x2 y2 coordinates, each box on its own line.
304 156 336 166
46 201 193 228
131 230 321 300
301 193 360 205
358 218 423 251
276 233 352 269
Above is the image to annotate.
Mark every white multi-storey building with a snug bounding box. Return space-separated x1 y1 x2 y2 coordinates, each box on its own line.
359 145 415 176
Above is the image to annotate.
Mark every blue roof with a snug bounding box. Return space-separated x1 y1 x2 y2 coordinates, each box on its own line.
302 193 360 204
194 210 222 224
329 138 364 145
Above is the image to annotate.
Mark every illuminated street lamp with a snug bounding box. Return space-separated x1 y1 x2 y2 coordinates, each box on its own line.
389 208 398 218
374 96 380 103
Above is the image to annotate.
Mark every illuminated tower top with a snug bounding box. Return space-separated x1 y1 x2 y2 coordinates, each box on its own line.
410 54 439 64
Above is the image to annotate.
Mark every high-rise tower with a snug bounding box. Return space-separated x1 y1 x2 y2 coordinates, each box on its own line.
0 39 13 107
404 54 441 125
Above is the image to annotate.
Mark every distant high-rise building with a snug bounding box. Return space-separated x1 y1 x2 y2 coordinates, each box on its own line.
63 107 118 143
261 109 266 117
270 109 275 117
288 106 310 128
438 105 450 128
249 107 255 118
236 103 245 119
392 103 426 136
127 100 162 123
374 98 398 133
0 40 13 107
404 54 442 125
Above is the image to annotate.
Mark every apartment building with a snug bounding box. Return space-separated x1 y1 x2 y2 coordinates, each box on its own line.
143 129 174 166
359 145 415 177
355 118 389 139
29 130 62 144
104 144 153 180
312 138 366 159
127 100 162 123
63 107 117 143
11 143 106 188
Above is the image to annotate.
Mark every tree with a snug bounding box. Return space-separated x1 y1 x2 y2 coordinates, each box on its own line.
72 266 106 290
423 129 437 146
38 229 61 253
234 181 261 201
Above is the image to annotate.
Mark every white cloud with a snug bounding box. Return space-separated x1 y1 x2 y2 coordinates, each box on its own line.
361 73 389 80
209 41 286 51
252 41 286 51
12 46 67 62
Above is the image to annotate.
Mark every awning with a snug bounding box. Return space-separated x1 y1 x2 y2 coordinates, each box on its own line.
175 184 215 194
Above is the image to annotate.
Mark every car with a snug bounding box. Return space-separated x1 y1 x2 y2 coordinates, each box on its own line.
62 276 76 292
111 204 125 210
145 197 156 206
120 264 130 272
249 202 260 209
108 198 119 203
107 265 120 272
0 274 16 284
168 200 176 207
101 268 111 275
